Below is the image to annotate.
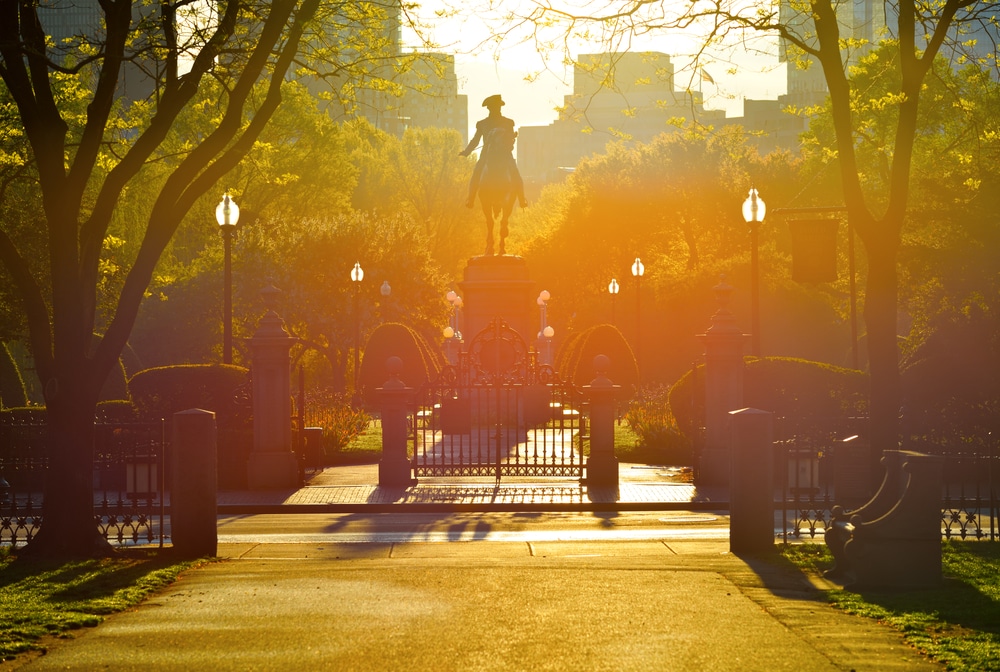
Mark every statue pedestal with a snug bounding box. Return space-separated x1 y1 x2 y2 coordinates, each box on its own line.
459 256 534 345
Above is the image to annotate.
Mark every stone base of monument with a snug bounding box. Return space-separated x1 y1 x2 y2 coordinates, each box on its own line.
459 255 534 345
247 450 299 490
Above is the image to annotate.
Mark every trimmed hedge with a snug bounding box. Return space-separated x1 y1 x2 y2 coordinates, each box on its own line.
556 324 639 392
128 364 250 427
359 323 442 406
669 356 868 444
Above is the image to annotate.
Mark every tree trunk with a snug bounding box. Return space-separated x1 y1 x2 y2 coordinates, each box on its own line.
21 380 111 557
862 229 902 477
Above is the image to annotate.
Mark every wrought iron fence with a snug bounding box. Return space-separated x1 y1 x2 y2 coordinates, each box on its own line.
776 417 999 542
1 421 168 548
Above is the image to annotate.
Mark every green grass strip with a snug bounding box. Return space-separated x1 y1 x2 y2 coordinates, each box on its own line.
0 547 196 661
781 541 1000 671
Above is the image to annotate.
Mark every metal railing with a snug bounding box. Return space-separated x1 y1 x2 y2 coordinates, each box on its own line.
776 421 999 542
1 421 168 548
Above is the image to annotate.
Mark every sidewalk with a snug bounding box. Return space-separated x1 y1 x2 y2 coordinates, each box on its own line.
18 519 942 671
10 465 946 671
217 462 732 512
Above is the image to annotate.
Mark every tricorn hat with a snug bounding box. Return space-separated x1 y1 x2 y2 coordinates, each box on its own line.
482 94 505 108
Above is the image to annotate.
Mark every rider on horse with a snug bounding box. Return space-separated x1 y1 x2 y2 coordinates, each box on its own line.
459 94 527 209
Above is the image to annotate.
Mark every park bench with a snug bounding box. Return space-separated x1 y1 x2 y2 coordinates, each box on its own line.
824 449 943 588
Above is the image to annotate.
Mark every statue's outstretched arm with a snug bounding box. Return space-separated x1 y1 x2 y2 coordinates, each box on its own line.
459 128 483 157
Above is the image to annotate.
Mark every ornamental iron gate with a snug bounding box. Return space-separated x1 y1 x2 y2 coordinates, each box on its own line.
413 318 585 482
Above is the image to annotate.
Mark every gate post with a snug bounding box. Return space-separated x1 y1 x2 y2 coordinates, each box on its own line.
171 409 217 558
697 278 748 486
729 408 775 553
584 354 619 490
247 307 299 489
379 357 413 488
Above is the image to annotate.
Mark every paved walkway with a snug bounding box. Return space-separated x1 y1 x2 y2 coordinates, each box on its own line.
6 464 946 671
217 463 731 511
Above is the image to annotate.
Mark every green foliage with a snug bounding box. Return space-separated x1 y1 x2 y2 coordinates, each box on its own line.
782 541 1000 672
556 324 638 392
0 342 26 408
94 400 139 424
335 421 384 463
127 365 249 427
305 389 372 458
237 211 448 393
0 552 195 661
344 121 481 274
623 385 691 464
900 289 1000 451
669 357 868 443
359 323 442 407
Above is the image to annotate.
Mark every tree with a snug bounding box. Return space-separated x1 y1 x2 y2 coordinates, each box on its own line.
500 0 1000 472
237 212 449 393
344 120 482 274
0 0 415 556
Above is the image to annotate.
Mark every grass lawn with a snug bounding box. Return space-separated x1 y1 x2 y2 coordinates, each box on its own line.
327 419 384 463
0 548 196 662
781 541 1000 671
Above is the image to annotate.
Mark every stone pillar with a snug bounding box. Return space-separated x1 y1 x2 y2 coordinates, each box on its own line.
458 255 534 345
729 408 775 554
378 357 413 488
247 309 299 489
697 278 749 486
584 354 620 490
171 409 217 558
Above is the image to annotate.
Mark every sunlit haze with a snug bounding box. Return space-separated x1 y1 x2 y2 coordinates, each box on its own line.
405 1 788 138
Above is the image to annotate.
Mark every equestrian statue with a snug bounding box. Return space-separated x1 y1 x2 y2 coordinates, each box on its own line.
459 94 528 256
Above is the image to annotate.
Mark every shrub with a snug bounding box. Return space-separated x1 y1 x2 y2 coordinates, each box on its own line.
359 323 441 407
558 324 639 392
128 364 250 428
95 400 139 423
304 388 372 456
623 385 691 464
669 356 868 446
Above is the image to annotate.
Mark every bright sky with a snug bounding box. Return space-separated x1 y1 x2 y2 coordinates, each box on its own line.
403 1 788 137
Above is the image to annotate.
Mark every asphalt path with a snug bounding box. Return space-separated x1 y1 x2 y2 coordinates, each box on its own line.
16 512 942 672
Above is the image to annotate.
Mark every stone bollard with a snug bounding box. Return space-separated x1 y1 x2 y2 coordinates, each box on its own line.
378 357 413 488
171 409 218 558
729 408 774 553
583 354 619 490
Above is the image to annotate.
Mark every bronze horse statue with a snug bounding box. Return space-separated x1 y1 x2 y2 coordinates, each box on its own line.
476 126 519 256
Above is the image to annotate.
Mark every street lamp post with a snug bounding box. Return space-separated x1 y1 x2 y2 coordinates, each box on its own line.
608 278 619 325
351 261 364 405
215 193 240 364
741 187 767 357
631 256 644 385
